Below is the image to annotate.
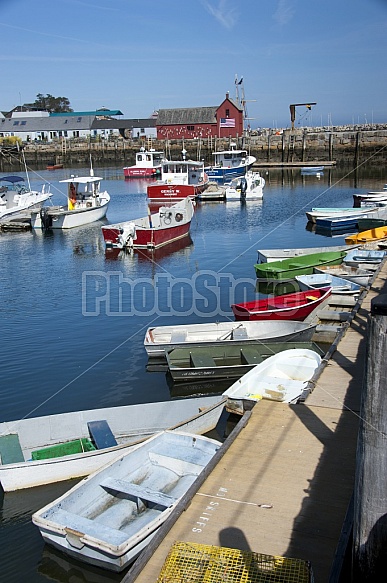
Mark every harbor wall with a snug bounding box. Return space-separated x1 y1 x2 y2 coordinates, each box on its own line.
1 129 386 171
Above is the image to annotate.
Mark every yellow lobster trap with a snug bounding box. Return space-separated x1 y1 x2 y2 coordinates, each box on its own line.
157 541 314 583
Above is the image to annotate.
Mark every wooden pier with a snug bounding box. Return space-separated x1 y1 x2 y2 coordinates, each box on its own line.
122 260 387 583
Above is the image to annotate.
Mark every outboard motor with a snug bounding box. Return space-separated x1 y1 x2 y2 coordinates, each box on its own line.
240 178 247 197
40 207 52 230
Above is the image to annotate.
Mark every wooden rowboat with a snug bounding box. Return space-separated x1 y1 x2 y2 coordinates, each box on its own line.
144 320 318 357
0 396 226 492
254 251 346 280
223 348 322 414
231 287 331 322
32 431 221 572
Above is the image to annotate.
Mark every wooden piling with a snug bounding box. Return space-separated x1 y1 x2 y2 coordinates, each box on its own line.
352 294 387 581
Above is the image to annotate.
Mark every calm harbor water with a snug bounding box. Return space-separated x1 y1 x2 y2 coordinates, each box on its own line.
0 161 384 582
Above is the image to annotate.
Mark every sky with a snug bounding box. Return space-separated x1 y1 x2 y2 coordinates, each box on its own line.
0 0 386 129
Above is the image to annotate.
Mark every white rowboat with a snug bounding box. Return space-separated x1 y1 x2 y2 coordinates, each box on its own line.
223 348 321 414
144 320 318 357
32 431 220 571
0 396 225 492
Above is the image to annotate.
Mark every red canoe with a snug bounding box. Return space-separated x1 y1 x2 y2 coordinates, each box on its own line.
231 287 331 321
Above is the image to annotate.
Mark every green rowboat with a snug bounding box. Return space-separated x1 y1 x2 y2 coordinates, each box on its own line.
254 250 346 280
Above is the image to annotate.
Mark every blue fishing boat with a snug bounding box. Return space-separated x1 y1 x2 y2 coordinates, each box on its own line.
204 144 256 181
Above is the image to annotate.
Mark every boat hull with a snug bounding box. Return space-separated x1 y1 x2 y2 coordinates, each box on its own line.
144 320 318 357
0 396 225 491
231 288 331 321
32 431 220 571
147 182 206 201
223 349 322 414
166 341 323 382
345 226 387 245
31 196 110 229
254 251 346 280
103 222 191 249
295 273 362 295
256 245 356 264
313 264 373 287
123 167 160 178
102 199 194 249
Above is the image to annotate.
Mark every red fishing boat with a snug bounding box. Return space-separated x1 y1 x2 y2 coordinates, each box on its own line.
231 287 331 321
147 159 209 201
123 148 167 178
101 198 195 249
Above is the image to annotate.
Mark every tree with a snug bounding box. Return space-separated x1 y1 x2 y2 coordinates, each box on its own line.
30 94 73 113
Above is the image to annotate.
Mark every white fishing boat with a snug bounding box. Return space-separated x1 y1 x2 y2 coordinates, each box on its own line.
144 320 318 357
123 147 167 178
295 273 362 295
223 348 322 414
225 170 265 200
0 174 51 219
32 430 221 571
256 244 358 264
0 396 226 492
30 165 110 229
313 264 374 287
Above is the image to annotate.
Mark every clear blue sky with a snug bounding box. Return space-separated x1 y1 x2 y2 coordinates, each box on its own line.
1 0 386 129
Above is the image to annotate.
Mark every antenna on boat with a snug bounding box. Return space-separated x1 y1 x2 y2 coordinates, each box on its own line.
19 144 32 191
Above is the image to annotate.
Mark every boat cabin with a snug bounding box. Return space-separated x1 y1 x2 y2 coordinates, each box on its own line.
135 149 165 168
160 161 205 185
212 148 248 169
60 176 103 210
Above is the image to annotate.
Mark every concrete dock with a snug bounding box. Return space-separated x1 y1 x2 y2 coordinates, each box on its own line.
123 261 387 583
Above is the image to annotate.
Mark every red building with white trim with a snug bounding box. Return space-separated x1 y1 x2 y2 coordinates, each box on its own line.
156 92 244 140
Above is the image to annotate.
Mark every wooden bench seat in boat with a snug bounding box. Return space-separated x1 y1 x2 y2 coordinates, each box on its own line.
240 348 264 365
100 477 177 508
87 420 118 449
232 327 248 340
189 352 216 369
0 433 24 464
52 509 129 546
170 329 187 343
288 262 304 268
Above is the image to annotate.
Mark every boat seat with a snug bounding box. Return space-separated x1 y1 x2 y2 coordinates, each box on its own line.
189 352 216 368
87 420 118 449
100 477 176 509
52 509 128 546
288 262 304 268
170 329 187 343
0 433 24 465
240 348 263 365
232 327 248 340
